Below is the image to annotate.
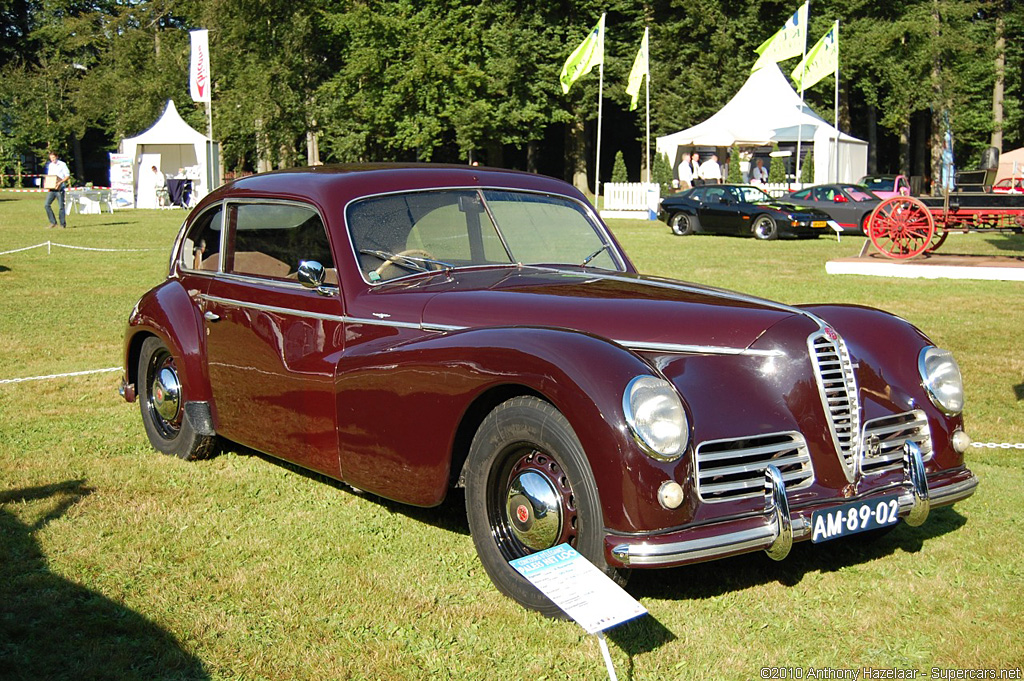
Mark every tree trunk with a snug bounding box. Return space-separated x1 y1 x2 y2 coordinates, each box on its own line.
899 124 910 177
527 140 538 174
992 13 1005 151
867 105 877 174
567 112 588 194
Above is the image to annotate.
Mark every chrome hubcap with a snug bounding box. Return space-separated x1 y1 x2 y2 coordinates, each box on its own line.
152 366 181 423
506 469 563 551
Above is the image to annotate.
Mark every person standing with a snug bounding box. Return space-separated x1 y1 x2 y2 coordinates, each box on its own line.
691 152 702 186
750 158 769 184
44 151 70 228
698 154 723 185
677 153 693 190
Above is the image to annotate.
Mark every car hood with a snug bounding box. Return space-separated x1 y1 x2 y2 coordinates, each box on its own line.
416 267 812 352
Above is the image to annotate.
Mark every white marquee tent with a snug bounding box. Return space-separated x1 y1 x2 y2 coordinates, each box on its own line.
120 100 216 208
656 64 868 185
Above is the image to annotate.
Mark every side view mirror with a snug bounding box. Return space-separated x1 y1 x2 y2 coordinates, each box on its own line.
297 260 325 287
718 196 730 205
297 260 335 295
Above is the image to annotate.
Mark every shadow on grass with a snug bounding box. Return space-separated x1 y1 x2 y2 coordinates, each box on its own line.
985 234 1024 253
627 506 968 602
0 265 9 273
242 447 471 536
1015 382 1024 401
0 480 209 681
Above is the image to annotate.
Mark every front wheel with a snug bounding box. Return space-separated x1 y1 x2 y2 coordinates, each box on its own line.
463 396 626 616
752 215 779 240
137 336 216 461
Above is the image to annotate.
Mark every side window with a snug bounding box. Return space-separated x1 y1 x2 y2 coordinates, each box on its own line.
228 202 334 281
180 205 224 271
790 189 812 200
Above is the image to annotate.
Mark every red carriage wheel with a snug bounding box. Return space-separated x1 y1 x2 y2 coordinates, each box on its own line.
867 196 935 259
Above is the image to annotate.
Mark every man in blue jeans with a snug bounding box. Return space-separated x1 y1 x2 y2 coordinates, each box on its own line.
44 151 70 228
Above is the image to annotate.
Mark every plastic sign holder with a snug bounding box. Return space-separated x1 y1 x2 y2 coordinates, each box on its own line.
511 544 647 681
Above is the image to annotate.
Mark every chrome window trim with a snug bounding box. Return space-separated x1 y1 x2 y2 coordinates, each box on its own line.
178 197 335 278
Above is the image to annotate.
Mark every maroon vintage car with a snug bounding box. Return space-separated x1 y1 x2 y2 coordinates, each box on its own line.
120 164 977 616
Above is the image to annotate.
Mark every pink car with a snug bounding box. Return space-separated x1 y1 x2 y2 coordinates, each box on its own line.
859 175 912 199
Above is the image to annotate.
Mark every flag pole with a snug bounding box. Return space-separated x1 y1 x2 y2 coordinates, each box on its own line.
595 14 605 210
795 2 810 185
645 27 651 185
832 21 840 183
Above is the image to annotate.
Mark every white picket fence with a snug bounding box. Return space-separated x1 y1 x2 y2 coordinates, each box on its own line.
600 182 660 219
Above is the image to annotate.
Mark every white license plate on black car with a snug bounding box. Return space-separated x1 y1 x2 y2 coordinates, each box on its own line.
811 495 901 543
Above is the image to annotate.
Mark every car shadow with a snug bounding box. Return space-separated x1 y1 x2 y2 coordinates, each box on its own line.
985 234 1024 253
0 479 210 680
240 447 471 536
0 265 10 273
626 506 967 602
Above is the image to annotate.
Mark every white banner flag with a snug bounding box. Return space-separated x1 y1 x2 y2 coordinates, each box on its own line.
189 29 211 103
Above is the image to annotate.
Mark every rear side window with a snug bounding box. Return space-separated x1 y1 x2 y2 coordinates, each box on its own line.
228 202 333 280
180 206 224 271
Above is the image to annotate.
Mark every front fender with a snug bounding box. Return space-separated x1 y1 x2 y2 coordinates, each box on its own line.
335 325 678 530
123 280 210 404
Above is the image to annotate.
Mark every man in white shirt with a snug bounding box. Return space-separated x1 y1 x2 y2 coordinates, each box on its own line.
44 151 71 228
677 153 693 190
698 154 722 185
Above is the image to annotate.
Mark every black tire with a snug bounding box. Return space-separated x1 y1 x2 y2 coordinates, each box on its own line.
137 336 216 461
752 214 779 240
463 396 626 616
669 212 695 236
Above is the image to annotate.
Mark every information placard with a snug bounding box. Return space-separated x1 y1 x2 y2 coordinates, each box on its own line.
511 544 647 634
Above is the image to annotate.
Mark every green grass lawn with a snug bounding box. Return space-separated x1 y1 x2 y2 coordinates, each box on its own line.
1 192 1022 680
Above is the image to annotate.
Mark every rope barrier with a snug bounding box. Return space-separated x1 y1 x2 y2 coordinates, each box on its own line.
971 442 1024 450
0 241 157 256
0 366 120 385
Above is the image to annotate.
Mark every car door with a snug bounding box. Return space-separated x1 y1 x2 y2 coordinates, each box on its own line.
697 186 735 233
201 199 345 477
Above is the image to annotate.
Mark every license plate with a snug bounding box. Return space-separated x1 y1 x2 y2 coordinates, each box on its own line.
810 495 900 543
811 220 827 228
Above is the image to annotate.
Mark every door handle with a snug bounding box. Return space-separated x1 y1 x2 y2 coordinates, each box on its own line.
203 311 220 322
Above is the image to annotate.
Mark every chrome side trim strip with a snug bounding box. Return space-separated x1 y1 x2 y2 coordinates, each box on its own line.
201 295 346 323
619 340 783 357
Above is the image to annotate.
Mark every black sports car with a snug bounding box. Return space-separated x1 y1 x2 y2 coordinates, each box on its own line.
783 183 882 235
658 184 835 240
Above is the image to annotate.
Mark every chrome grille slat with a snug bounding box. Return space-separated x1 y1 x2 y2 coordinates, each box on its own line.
809 330 861 478
861 410 933 474
695 432 813 502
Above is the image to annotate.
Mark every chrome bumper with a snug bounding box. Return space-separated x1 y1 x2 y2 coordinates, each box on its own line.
611 441 978 568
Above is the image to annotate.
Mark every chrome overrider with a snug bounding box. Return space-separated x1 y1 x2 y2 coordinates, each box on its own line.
611 440 977 567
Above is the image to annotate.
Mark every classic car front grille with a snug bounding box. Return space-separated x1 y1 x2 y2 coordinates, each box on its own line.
860 409 933 475
809 330 861 475
695 432 813 502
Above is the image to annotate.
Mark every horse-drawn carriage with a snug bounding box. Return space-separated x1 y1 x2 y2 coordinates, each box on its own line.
866 150 1024 259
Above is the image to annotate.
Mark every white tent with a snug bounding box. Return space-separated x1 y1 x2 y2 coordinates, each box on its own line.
995 147 1024 182
656 64 868 185
120 100 216 208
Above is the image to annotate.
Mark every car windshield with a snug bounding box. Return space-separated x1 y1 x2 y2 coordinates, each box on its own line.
840 184 877 201
861 177 893 191
735 186 773 203
347 188 622 282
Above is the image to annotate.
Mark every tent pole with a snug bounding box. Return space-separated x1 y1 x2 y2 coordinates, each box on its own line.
833 21 840 183
795 2 810 186
645 35 651 185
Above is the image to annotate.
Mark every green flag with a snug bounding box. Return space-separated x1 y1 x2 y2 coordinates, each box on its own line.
625 28 649 111
791 21 839 92
560 14 605 94
751 1 808 72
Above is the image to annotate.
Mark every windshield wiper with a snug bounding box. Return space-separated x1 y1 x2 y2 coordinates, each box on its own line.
359 249 454 274
580 244 612 267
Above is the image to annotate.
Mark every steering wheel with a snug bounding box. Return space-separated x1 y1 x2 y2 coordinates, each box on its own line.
372 249 438 280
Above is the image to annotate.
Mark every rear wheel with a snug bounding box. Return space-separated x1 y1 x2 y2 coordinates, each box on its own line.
137 336 216 461
669 212 695 236
463 396 626 616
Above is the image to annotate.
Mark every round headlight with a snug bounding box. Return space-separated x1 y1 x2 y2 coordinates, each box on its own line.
919 347 964 415
623 375 689 461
